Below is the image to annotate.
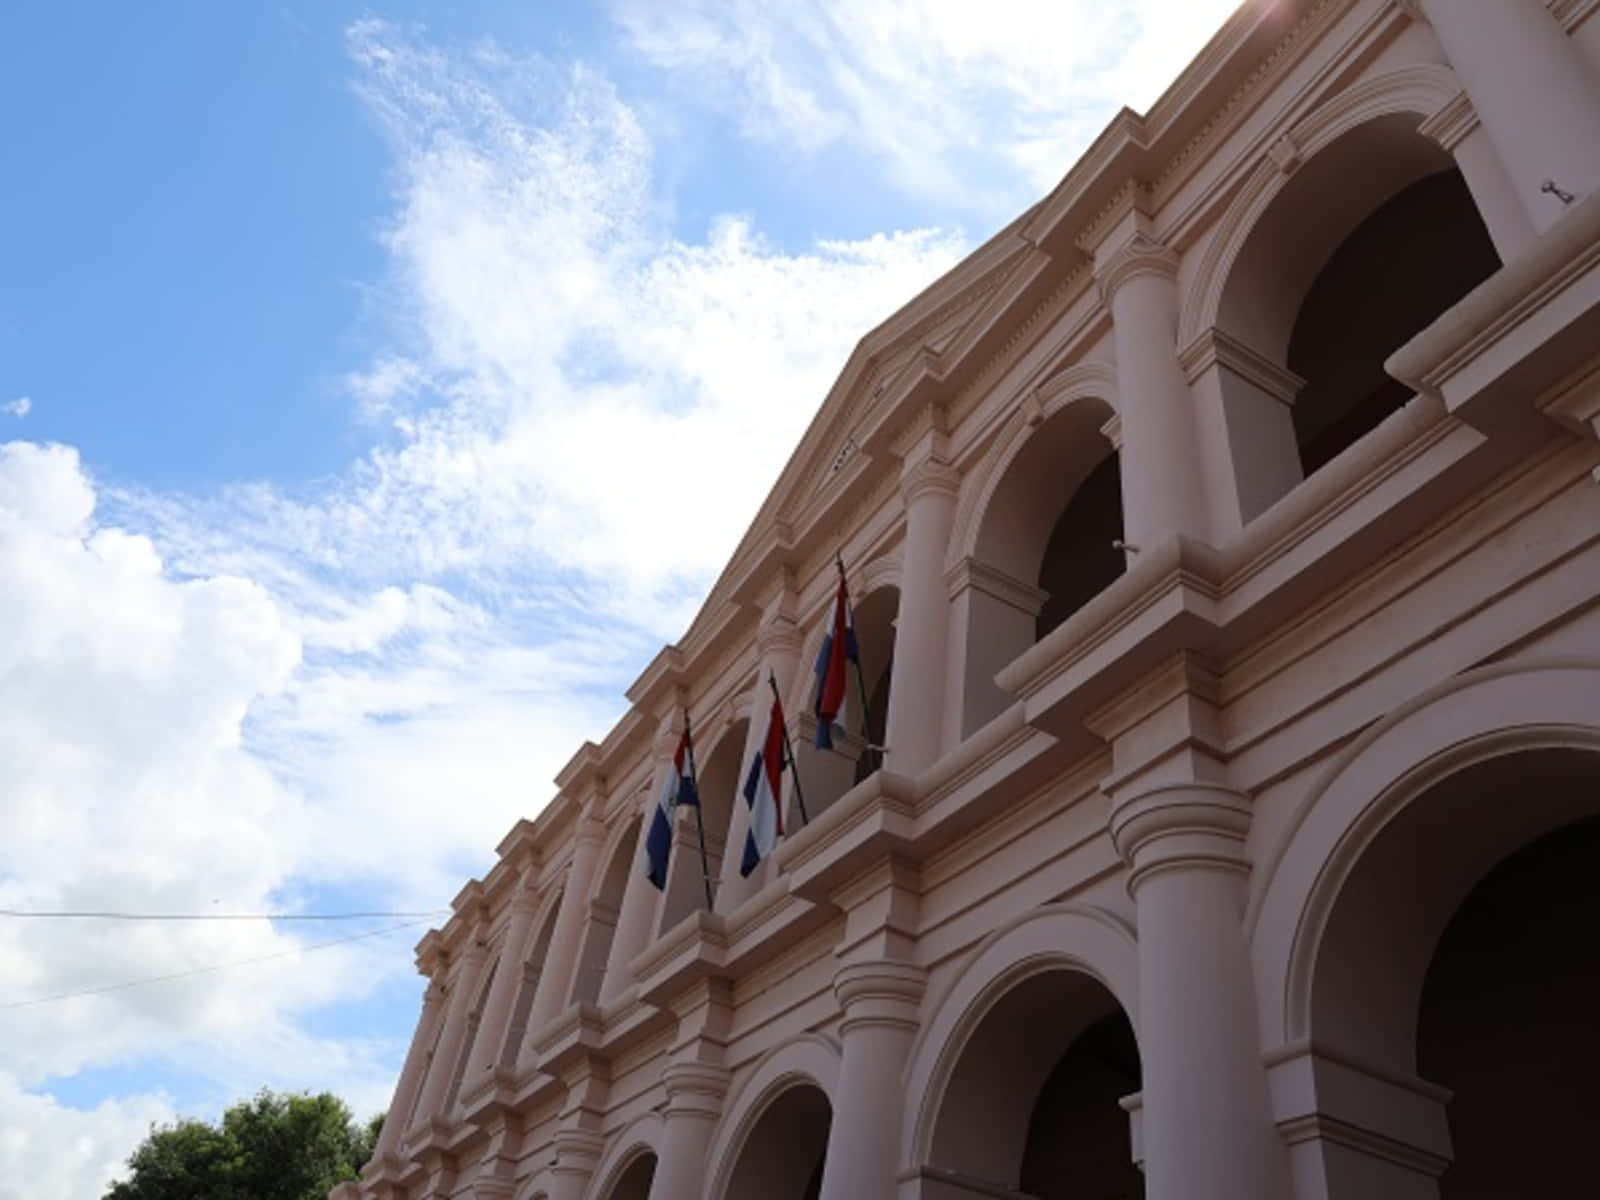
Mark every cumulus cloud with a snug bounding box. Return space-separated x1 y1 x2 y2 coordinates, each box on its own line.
0 1077 174 1200
3 397 28 418
612 0 1243 211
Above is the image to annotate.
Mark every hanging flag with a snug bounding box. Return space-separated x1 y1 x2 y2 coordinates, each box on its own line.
812 573 859 749
645 730 699 889
741 695 789 876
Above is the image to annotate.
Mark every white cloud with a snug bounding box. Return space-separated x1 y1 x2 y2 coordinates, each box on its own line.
0 1076 173 1200
3 397 28 419
612 0 1244 211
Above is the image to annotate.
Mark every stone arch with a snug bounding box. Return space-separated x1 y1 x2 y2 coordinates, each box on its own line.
574 811 644 1004
1178 64 1502 528
1181 63 1468 352
498 882 565 1067
584 1112 662 1200
1249 657 1600 1050
948 359 1120 572
902 904 1141 1189
946 371 1122 738
707 1033 840 1200
1248 660 1600 1194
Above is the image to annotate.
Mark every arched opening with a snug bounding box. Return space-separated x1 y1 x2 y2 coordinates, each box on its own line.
1034 453 1124 641
924 968 1143 1197
442 959 497 1111
795 585 898 821
660 719 746 929
1419 816 1600 1196
1307 747 1600 1196
722 1083 831 1200
503 891 561 1060
603 1151 657 1200
1287 170 1499 473
1206 113 1500 523
573 818 640 1005
957 396 1122 736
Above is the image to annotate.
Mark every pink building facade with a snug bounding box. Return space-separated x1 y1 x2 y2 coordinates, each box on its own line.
338 2 1600 1197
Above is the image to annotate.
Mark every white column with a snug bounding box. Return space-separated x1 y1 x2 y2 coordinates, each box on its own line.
598 812 655 1004
717 613 801 911
1110 782 1289 1200
1099 235 1217 549
1410 0 1600 231
883 454 959 777
409 937 490 1131
524 815 606 1041
1419 92 1538 262
372 977 446 1160
459 873 540 1101
648 1063 731 1200
816 960 926 1200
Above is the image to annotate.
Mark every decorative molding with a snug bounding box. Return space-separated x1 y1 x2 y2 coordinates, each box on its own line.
1099 413 1124 450
1549 0 1600 31
901 457 961 506
833 959 927 1037
1416 88 1479 153
943 556 1048 616
1266 131 1303 175
1094 232 1180 305
1177 325 1306 402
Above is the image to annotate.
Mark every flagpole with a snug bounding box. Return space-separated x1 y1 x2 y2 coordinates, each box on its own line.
836 553 881 775
682 708 715 911
767 671 810 827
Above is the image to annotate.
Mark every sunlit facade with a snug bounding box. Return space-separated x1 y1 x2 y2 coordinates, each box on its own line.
339 1 1600 1197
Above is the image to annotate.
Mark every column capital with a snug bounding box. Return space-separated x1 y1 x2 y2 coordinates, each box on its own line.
900 456 960 506
1095 232 1180 306
1108 781 1253 893
572 814 608 850
756 612 803 661
833 959 927 1036
662 1061 732 1118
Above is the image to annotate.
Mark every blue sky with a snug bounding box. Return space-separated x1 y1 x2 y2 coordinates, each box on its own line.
0 2 1238 1195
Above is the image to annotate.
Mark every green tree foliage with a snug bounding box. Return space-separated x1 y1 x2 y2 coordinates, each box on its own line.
104 1090 383 1200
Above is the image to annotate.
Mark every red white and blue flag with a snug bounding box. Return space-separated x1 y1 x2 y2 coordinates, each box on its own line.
740 696 788 876
645 730 698 889
812 575 859 749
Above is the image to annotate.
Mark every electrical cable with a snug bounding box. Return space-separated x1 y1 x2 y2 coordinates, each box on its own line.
0 908 449 921
1 917 435 1010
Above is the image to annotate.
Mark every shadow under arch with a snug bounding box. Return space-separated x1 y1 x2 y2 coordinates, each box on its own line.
583 1111 662 1200
707 1033 840 1200
902 904 1142 1197
1247 660 1600 1196
1181 65 1502 526
574 811 643 1005
948 383 1122 738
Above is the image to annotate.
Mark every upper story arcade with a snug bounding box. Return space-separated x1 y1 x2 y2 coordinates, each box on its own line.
359 0 1600 1192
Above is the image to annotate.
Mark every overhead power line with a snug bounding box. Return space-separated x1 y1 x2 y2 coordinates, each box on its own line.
0 908 449 922
2 917 434 1011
